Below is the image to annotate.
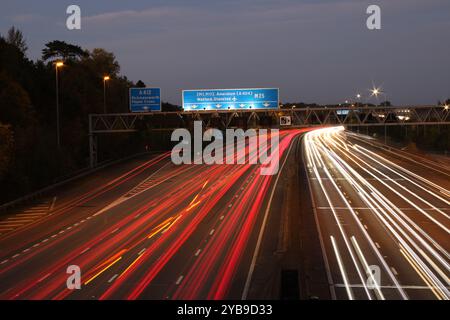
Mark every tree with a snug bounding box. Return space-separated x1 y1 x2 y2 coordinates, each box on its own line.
0 123 14 180
85 48 120 76
136 80 146 87
6 26 27 54
0 72 34 126
42 40 88 62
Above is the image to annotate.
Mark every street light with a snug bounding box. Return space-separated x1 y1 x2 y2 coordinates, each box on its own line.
55 61 64 149
103 76 110 113
444 104 449 110
371 88 380 98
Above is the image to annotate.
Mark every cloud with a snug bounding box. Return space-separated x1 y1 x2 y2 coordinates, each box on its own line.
84 7 187 25
11 13 44 23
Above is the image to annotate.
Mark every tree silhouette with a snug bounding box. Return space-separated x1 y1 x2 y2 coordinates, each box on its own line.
6 26 27 54
42 40 88 62
136 80 146 87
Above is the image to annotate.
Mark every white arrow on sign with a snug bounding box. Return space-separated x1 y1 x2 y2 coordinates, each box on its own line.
216 104 222 108
263 102 270 107
239 104 246 108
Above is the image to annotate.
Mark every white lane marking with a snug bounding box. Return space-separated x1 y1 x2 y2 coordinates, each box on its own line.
138 248 146 255
38 273 51 282
16 212 47 216
110 228 119 234
81 247 90 254
220 215 224 220
23 248 30 253
391 267 399 276
108 274 119 283
6 217 34 221
176 275 184 285
375 242 381 249
364 224 368 230
12 254 20 258
24 209 46 213
50 197 57 211
1 259 9 264
42 238 49 243
335 283 450 289
195 249 201 256
209 229 215 236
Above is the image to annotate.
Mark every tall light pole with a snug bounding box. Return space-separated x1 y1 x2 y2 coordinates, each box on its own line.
55 61 64 149
103 76 110 113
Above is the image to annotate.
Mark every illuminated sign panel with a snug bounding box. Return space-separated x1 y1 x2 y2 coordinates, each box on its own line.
183 88 279 111
129 88 161 112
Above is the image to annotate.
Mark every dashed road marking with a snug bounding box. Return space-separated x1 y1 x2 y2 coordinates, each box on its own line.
108 274 119 283
81 247 90 254
38 273 51 282
176 275 184 285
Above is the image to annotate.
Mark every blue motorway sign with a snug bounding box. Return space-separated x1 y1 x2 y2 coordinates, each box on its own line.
129 88 161 112
182 88 279 111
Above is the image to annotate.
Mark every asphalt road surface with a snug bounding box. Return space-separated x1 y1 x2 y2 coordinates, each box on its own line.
304 127 450 300
0 129 317 300
1 126 448 300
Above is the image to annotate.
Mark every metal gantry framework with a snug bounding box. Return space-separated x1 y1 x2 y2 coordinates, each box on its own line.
88 105 450 167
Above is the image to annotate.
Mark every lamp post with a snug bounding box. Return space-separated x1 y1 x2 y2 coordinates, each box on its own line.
356 93 362 105
103 76 110 113
55 61 64 149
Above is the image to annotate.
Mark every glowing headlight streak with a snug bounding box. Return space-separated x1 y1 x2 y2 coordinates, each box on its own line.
327 135 450 268
331 236 354 300
309 140 407 299
305 129 384 300
353 144 450 207
310 128 449 299
351 236 385 300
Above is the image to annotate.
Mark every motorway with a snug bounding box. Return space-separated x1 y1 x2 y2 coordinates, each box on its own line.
0 129 316 300
304 127 450 300
1 125 448 300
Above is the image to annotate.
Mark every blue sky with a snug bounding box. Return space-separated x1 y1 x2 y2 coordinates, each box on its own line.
1 0 449 105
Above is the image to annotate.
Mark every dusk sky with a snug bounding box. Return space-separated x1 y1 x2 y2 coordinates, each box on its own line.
1 0 449 105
